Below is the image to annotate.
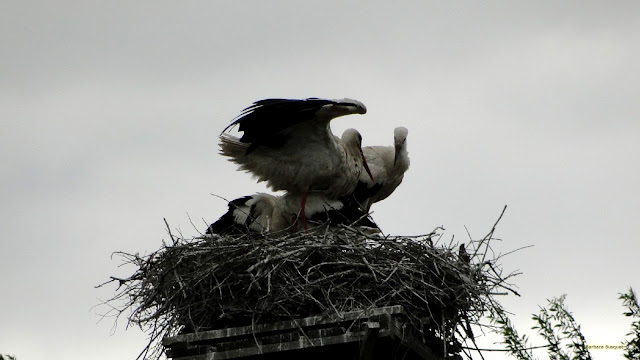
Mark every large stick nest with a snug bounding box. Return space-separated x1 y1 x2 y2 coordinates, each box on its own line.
98 211 518 360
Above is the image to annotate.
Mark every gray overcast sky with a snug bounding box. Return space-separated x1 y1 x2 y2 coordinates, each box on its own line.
1 1 639 359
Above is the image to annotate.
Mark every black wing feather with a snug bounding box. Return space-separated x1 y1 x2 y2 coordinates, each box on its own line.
206 196 254 235
308 200 379 229
224 98 335 153
346 181 384 207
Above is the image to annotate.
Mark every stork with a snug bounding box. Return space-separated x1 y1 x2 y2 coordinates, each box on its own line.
349 126 410 212
219 98 374 229
204 194 277 235
205 193 379 235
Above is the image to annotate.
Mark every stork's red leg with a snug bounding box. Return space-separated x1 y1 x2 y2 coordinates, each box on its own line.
299 192 308 231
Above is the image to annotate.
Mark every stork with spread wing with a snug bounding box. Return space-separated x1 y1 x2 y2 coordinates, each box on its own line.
219 98 374 228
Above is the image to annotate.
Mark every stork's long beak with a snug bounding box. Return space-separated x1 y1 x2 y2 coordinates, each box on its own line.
360 149 374 181
394 143 401 166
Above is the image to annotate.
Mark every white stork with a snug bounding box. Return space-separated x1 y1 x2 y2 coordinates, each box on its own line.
219 98 374 228
205 193 379 235
349 126 410 212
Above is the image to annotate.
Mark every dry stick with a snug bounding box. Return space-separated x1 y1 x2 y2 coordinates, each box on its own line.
164 218 176 244
480 205 507 264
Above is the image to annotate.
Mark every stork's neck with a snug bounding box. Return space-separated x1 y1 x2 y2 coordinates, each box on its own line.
394 147 410 172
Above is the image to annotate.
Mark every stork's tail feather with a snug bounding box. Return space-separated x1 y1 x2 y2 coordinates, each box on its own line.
219 133 250 158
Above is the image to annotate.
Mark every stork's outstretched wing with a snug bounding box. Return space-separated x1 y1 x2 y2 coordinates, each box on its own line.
223 98 366 154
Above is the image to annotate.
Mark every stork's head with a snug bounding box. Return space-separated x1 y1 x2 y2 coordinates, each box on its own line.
342 128 374 182
335 98 367 115
393 126 409 167
315 98 367 121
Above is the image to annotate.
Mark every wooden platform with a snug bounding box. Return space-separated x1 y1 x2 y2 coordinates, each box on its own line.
163 305 443 360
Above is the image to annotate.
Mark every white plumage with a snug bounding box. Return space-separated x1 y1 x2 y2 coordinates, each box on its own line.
219 98 374 227
350 126 410 211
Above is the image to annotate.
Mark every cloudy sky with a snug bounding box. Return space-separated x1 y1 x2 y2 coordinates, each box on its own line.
1 1 639 359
